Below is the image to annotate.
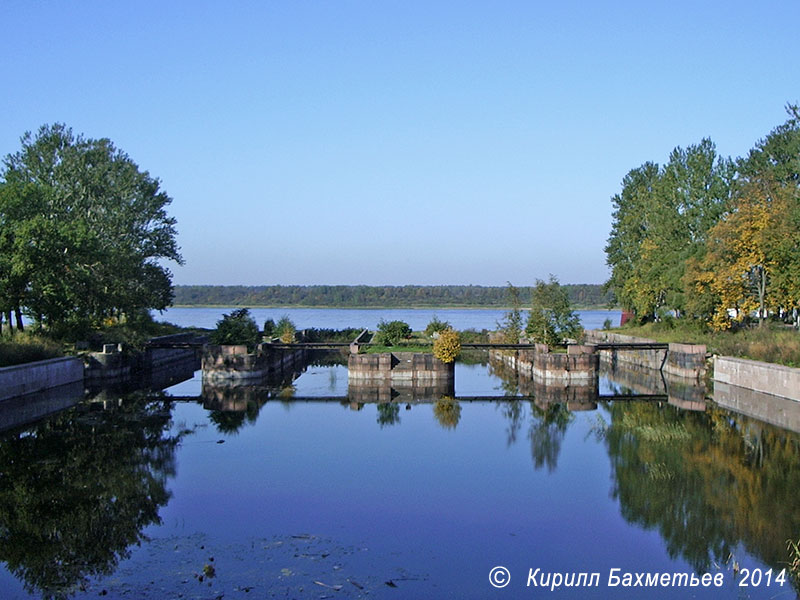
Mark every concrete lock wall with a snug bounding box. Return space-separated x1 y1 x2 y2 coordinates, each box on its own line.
202 344 307 381
714 356 800 402
584 330 706 380
0 356 84 402
348 352 454 383
492 346 598 384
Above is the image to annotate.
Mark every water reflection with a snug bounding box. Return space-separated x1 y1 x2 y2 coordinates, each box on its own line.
598 401 800 577
433 397 461 429
4 354 800 598
0 393 185 599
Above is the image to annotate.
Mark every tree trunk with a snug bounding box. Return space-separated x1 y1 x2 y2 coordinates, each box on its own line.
757 265 767 327
5 311 13 335
15 306 24 332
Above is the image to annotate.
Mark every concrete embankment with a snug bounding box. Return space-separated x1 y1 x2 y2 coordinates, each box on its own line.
584 330 706 380
714 356 800 402
0 356 84 402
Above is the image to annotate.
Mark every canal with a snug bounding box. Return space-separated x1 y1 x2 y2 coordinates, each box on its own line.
0 308 798 598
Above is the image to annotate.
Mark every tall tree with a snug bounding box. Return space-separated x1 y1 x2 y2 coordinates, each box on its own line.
605 162 660 315
525 276 582 346
1 124 182 330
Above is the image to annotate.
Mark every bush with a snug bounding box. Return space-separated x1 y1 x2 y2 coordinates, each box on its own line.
210 309 260 350
374 320 412 346
433 328 461 363
424 315 451 337
275 315 297 343
263 319 276 338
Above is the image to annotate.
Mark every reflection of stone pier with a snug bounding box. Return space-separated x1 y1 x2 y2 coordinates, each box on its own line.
602 363 706 411
347 380 456 404
347 352 455 403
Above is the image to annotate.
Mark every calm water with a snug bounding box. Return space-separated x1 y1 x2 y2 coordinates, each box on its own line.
1 323 800 598
155 306 622 332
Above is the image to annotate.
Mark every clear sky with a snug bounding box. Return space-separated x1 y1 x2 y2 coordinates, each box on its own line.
1 1 798 286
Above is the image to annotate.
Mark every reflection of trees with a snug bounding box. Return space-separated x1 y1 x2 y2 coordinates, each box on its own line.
377 403 401 428
0 393 182 599
602 401 800 580
528 402 573 473
208 399 262 434
497 400 574 472
488 358 520 396
433 397 461 430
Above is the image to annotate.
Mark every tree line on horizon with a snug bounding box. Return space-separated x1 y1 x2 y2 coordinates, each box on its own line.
606 104 800 329
172 283 615 309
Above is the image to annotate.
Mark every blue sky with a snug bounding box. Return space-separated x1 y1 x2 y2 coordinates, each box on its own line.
1 1 798 286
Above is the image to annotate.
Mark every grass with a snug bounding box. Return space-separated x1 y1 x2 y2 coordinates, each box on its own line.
0 332 64 368
615 320 800 367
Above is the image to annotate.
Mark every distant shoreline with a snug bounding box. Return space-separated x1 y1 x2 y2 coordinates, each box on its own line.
169 304 621 311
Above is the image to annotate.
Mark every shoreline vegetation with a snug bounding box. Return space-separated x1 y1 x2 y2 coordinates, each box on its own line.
172 284 616 310
614 320 800 368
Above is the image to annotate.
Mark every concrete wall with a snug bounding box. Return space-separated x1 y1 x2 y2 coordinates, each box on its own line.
584 330 706 380
202 344 307 382
714 356 800 401
348 352 455 383
491 346 599 384
0 356 84 402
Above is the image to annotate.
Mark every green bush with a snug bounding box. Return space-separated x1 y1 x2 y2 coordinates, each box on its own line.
424 315 451 337
275 315 297 343
210 309 260 350
374 320 412 346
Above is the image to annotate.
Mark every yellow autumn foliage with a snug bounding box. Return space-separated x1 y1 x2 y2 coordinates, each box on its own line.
433 328 461 363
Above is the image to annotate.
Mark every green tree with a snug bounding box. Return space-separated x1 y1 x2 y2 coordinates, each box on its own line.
0 124 182 331
210 308 261 350
525 276 582 346
497 282 523 343
374 319 411 346
424 315 451 337
275 315 297 343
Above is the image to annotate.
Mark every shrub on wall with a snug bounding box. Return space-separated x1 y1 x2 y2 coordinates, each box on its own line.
210 309 260 351
374 320 412 346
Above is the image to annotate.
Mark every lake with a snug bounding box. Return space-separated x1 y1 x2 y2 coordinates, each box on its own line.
1 309 799 599
156 306 622 332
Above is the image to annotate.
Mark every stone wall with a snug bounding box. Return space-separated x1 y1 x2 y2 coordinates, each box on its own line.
202 344 307 382
0 356 84 402
584 330 706 380
714 356 800 401
491 345 599 384
348 352 455 383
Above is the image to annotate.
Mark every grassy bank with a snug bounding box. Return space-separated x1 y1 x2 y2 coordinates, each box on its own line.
0 333 63 368
615 321 800 367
